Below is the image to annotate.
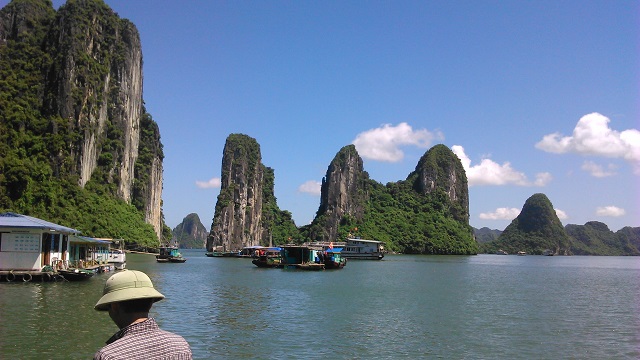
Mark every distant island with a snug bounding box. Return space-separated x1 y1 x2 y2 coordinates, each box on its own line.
476 194 639 256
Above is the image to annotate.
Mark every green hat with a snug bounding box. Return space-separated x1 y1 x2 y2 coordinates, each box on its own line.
94 270 165 311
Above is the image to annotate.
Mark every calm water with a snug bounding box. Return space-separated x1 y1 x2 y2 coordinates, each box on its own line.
1 250 639 359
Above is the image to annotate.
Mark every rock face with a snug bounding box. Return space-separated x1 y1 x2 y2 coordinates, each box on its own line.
0 0 163 238
45 0 143 200
207 134 265 251
306 143 474 254
313 145 369 241
411 144 469 223
173 213 208 249
496 193 571 255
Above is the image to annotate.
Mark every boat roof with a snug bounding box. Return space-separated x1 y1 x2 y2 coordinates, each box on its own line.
346 238 383 243
72 236 112 244
0 212 81 234
326 247 343 252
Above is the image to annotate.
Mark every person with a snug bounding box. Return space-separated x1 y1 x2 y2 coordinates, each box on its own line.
93 269 192 360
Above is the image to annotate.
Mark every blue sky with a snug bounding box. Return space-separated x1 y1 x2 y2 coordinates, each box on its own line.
27 0 640 231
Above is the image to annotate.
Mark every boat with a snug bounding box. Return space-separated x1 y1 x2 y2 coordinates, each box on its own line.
238 246 264 258
543 249 555 256
58 268 95 281
251 247 283 268
341 238 385 260
517 251 527 256
107 249 126 269
280 245 325 270
156 246 187 263
496 249 508 255
322 248 347 269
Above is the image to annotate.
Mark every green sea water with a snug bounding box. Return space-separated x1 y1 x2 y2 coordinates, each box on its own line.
1 250 639 359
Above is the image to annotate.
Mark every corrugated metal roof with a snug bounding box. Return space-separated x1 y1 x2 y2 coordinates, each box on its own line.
74 236 111 244
0 212 81 234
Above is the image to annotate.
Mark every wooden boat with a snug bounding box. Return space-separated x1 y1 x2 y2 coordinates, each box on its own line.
341 238 385 260
280 246 325 270
322 249 347 269
58 268 95 281
251 247 283 268
156 246 187 263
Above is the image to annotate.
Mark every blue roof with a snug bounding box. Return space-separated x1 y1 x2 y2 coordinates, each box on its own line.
73 236 112 244
327 247 343 253
0 212 81 234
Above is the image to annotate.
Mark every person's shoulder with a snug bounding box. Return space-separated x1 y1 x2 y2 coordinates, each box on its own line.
159 328 190 344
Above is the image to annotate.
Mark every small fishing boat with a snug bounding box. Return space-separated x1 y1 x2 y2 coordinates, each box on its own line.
280 245 325 270
251 247 282 268
58 268 95 281
322 248 347 269
156 246 187 263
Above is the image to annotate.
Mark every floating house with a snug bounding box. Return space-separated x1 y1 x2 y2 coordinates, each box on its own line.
0 212 118 281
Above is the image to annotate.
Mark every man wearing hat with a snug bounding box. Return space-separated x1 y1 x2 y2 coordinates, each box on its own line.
94 270 192 360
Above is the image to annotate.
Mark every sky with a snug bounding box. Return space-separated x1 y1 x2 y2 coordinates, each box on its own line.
12 0 640 232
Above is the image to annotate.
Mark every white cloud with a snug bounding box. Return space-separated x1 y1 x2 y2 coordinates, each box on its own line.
195 177 221 189
479 208 520 220
555 209 568 220
596 206 626 217
352 122 443 162
480 207 567 221
452 145 552 187
298 180 321 195
535 113 640 174
581 161 617 178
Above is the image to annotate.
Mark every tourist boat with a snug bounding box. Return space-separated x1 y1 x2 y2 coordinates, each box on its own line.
517 251 527 256
156 246 187 263
341 238 385 260
251 247 283 268
58 268 95 281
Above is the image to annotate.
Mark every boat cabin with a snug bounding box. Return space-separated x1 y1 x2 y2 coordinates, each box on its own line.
0 212 81 272
342 238 385 260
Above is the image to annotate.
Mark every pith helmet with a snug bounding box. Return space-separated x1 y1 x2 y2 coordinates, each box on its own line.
94 269 165 311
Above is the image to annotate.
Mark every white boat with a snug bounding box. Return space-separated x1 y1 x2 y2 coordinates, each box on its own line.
107 249 126 270
341 238 385 260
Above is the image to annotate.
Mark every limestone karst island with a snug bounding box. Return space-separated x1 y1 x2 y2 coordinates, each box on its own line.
0 0 638 283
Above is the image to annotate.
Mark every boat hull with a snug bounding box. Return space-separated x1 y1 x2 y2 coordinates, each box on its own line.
341 253 384 260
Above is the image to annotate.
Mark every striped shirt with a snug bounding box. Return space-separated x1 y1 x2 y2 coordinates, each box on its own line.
94 318 192 360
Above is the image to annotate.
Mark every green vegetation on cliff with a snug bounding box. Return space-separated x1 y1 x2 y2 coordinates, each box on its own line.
301 144 477 255
262 167 301 245
0 0 164 247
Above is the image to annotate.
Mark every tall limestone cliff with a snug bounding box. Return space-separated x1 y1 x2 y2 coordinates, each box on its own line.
409 144 469 223
206 134 298 251
310 145 369 242
207 134 265 251
493 193 571 255
0 0 164 241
